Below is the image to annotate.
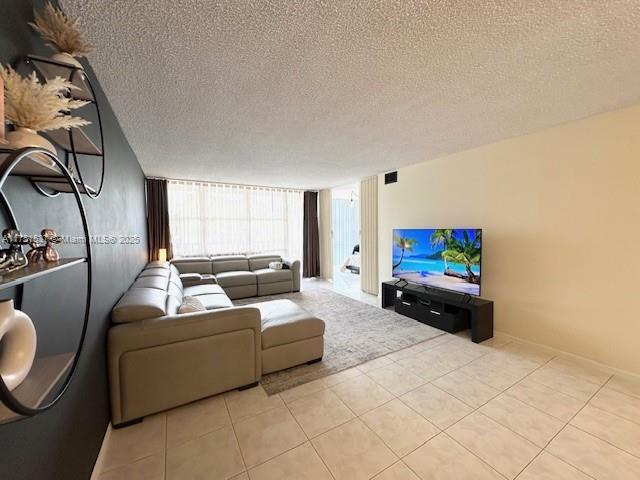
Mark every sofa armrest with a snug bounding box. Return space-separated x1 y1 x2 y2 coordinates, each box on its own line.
179 272 217 287
283 258 301 291
109 306 261 354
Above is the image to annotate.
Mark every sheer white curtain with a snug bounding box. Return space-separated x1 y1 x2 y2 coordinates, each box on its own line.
167 180 303 260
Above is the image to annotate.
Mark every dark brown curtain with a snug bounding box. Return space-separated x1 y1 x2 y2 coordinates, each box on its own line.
303 191 320 277
145 178 173 261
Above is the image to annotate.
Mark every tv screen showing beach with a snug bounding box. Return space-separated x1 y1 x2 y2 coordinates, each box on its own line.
392 228 482 296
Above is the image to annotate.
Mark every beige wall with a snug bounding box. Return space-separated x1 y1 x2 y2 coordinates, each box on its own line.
378 103 640 374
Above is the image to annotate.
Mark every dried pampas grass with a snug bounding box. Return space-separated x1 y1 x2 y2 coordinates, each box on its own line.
30 2 92 58
1 65 90 132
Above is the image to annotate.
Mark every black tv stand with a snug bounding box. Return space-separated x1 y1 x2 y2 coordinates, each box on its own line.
418 284 471 304
382 281 493 343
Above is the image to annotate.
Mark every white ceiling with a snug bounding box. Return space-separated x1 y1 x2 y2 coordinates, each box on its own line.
61 0 640 190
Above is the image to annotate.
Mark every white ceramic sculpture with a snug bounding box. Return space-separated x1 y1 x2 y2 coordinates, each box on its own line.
0 299 37 391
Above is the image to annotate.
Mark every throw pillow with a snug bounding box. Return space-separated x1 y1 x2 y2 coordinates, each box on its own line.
178 296 205 314
269 261 283 270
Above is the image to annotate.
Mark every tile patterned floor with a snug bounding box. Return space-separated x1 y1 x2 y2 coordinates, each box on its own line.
96 283 640 479
96 327 640 480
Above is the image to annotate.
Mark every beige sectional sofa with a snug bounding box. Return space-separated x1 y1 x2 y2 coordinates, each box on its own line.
170 254 301 299
108 258 323 427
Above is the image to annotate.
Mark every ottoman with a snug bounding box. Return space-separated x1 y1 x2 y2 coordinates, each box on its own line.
252 299 325 374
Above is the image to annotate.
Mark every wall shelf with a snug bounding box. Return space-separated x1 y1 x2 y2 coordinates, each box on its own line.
0 152 64 178
0 353 74 424
0 149 97 197
26 55 94 102
45 128 102 157
21 54 106 199
0 147 92 423
30 177 97 196
0 258 86 291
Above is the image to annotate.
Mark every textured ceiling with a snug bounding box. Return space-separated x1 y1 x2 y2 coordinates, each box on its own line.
61 0 640 189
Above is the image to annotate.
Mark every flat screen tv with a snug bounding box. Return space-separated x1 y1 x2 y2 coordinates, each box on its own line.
392 228 482 296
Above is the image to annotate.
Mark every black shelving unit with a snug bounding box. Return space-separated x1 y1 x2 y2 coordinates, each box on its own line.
0 147 92 424
23 55 105 199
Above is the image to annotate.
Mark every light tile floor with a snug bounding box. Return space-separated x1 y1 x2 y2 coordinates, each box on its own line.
96 285 640 480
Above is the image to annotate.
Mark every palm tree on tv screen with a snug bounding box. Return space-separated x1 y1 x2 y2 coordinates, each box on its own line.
442 230 481 283
430 229 453 271
392 234 418 270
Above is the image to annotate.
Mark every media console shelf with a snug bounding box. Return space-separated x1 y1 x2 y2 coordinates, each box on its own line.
381 281 493 343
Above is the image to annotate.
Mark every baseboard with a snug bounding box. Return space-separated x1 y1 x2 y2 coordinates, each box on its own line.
90 423 112 480
495 329 640 380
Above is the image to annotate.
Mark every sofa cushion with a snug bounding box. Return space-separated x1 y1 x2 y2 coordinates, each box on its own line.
178 296 206 314
248 254 282 271
254 268 292 284
197 294 234 310
253 299 325 349
138 267 170 279
222 284 258 300
211 255 249 274
166 294 181 315
112 288 169 323
132 276 168 291
215 271 257 288
258 281 293 297
184 284 226 296
169 272 184 290
167 282 184 301
171 257 212 275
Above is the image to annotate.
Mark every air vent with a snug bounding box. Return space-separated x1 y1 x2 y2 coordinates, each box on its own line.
384 171 398 184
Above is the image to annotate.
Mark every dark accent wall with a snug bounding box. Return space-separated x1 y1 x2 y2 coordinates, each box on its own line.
0 1 148 479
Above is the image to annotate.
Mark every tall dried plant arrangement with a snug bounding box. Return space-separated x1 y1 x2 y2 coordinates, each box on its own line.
30 2 92 58
1 65 90 132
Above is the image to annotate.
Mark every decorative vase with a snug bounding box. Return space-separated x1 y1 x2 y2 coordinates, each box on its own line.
4 127 57 168
0 299 37 391
51 52 83 70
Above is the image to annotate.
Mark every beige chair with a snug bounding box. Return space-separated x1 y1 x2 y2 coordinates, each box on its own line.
108 261 323 427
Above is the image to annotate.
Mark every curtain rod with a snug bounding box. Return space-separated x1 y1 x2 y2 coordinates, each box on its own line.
146 176 307 192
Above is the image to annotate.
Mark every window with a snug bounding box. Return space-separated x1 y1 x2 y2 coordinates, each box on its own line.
167 180 303 260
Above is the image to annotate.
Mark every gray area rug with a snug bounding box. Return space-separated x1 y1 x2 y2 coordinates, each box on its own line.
235 289 443 395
